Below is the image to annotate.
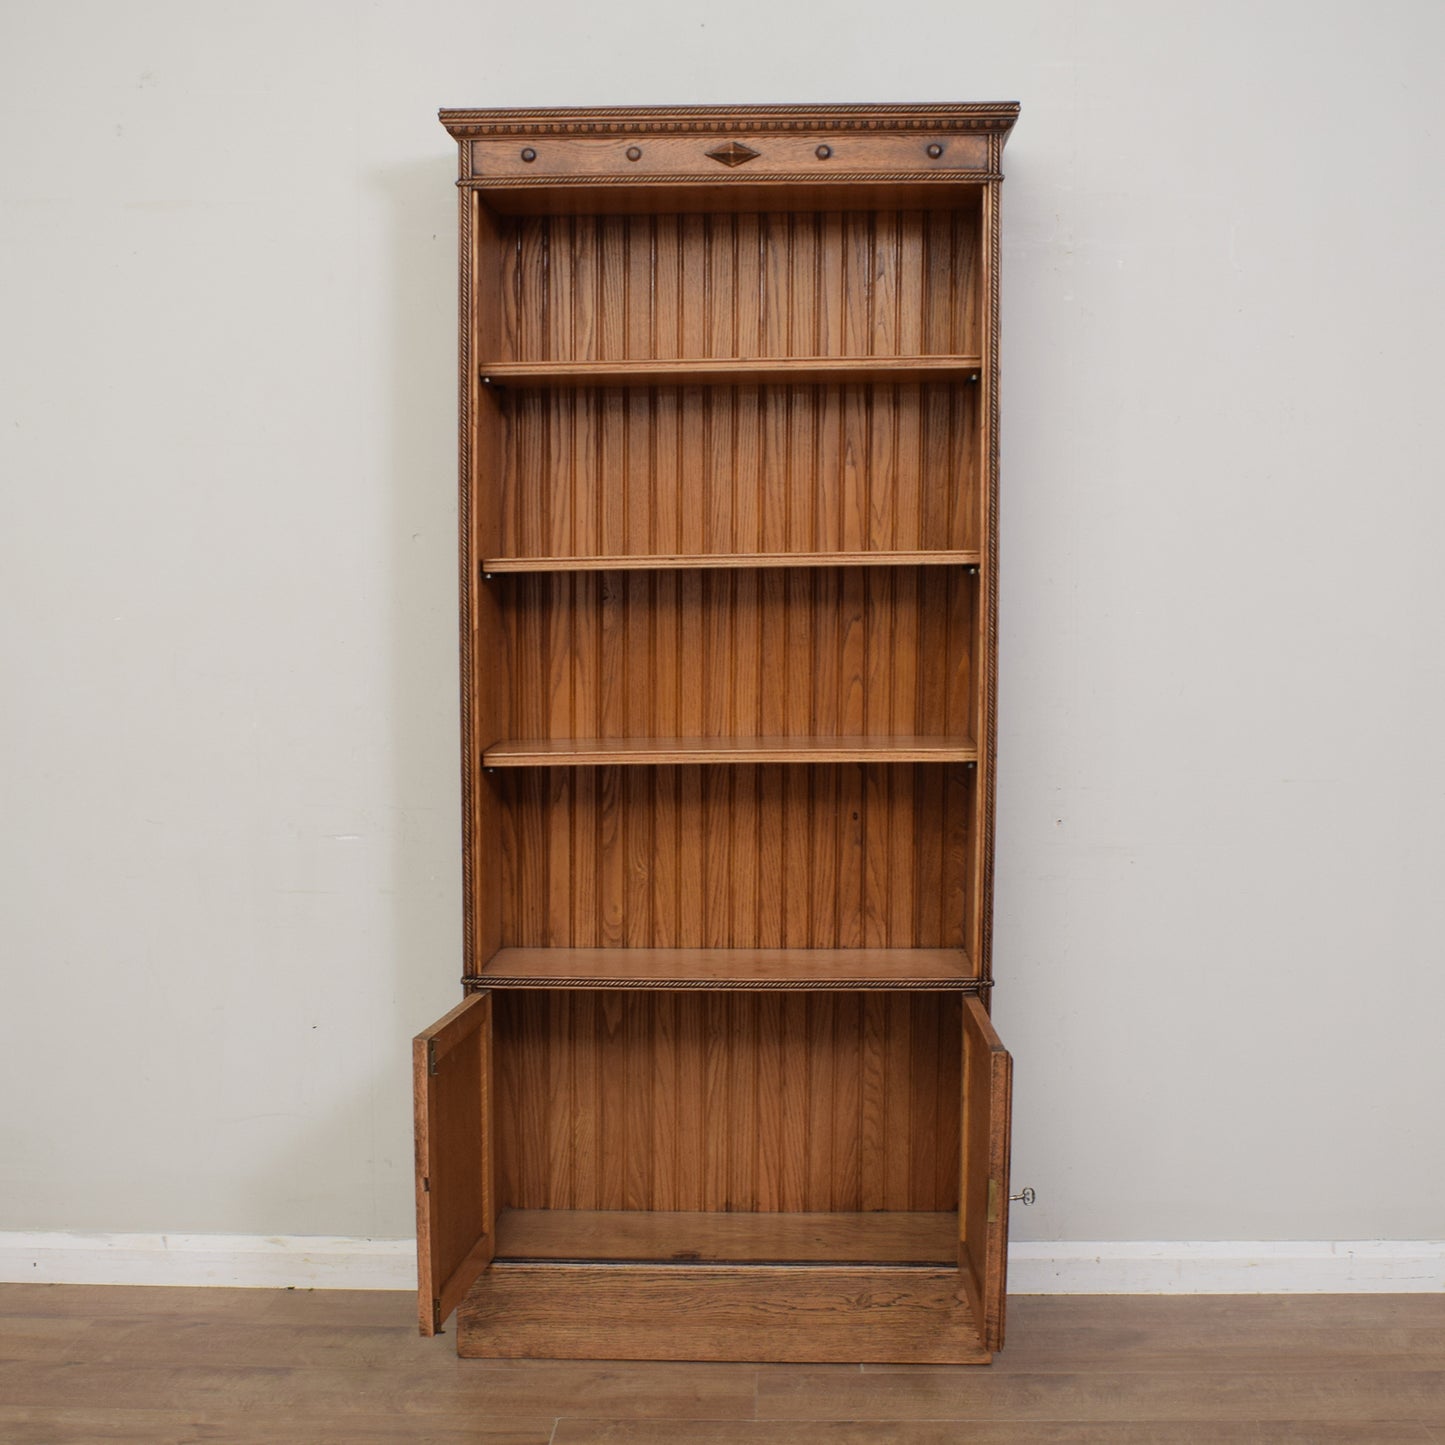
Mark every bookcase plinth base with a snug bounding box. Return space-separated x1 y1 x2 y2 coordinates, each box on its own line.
455 1261 992 1364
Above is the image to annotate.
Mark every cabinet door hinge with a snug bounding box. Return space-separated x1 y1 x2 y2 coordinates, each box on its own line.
422 1176 430 1193
987 1177 1001 1224
427 1039 439 1077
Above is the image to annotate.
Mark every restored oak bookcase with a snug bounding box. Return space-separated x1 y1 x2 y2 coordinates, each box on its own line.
415 102 1020 1364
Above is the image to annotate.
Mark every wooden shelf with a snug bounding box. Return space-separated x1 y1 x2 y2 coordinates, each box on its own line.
483 735 977 767
480 355 982 388
495 1210 958 1264
482 549 982 574
468 945 979 991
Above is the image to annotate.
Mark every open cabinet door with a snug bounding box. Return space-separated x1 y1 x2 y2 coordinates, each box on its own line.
414 991 495 1336
960 996 1013 1352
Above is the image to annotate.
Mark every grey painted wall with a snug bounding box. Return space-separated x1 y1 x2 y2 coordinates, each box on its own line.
3 0 1441 1241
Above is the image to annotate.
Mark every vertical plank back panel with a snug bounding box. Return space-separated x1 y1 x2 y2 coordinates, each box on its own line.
492 203 982 565
499 569 973 744
493 991 962 1214
495 762 969 950
498 382 978 562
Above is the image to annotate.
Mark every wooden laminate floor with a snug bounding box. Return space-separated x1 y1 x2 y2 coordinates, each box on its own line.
2 1285 1444 1443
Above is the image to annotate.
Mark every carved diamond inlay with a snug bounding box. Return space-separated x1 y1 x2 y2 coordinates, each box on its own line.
706 140 760 167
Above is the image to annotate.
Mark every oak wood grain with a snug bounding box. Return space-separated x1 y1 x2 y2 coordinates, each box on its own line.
485 205 983 565
0 1405 557 1445
470 181 998 218
494 764 971 949
485 735 977 767
467 131 994 184
555 1424 1439 1444
485 549 982 572
756 1367 1445 1423
5 1287 1443 1441
961 996 1013 1352
494 386 980 562
483 356 982 386
457 1264 990 1363
491 991 963 1212
444 102 1010 1365
493 208 981 363
970 172 1002 982
0 1314 754 1421
413 993 495 1337
495 568 976 744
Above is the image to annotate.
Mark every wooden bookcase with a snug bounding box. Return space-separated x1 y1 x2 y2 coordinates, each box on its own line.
415 102 1020 1364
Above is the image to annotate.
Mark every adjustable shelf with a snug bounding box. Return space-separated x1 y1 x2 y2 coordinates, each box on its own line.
482 735 978 768
480 354 982 388
465 945 980 991
482 550 982 574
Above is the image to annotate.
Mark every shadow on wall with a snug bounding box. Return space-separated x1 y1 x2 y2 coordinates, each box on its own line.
243 152 461 1241
379 151 467 1017
372 150 463 1240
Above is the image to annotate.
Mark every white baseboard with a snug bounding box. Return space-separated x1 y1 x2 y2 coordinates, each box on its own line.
0 1232 415 1290
1 1232 1441 1293
1008 1240 1445 1294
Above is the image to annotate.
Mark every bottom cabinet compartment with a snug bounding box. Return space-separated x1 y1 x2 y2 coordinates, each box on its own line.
415 986 1013 1361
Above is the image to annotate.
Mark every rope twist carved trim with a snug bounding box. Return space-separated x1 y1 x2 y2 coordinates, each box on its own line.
442 104 1021 140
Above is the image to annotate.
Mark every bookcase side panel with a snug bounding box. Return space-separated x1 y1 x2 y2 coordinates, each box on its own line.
967 170 1001 980
466 197 511 971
